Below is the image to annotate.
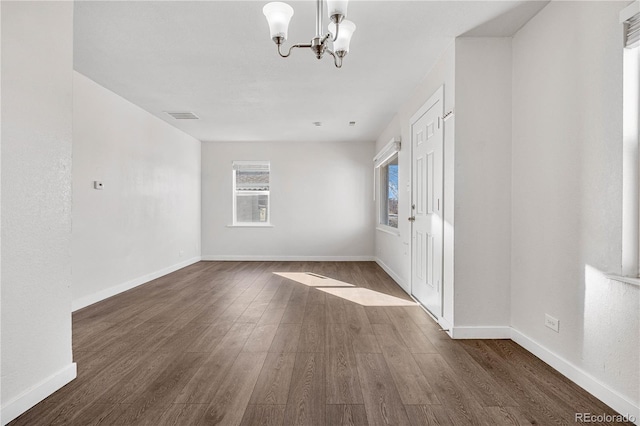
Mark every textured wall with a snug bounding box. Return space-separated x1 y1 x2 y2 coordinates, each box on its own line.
512 0 638 406
72 72 201 308
1 1 75 420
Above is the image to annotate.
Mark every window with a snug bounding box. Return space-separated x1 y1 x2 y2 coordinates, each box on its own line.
380 155 399 228
232 161 270 225
621 2 640 278
375 138 401 231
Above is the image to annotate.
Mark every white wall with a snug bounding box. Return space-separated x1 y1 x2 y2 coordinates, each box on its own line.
201 141 374 260
72 72 201 310
512 0 638 413
1 0 3 412
1 3 76 424
374 43 456 324
0 0 3 412
375 39 513 332
374 115 412 291
453 37 512 329
374 3 638 415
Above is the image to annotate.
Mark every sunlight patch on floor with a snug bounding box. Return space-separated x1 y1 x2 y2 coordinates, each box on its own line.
317 287 417 307
274 272 355 287
274 272 417 307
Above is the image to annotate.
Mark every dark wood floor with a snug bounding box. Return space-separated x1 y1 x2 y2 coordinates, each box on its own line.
11 261 627 425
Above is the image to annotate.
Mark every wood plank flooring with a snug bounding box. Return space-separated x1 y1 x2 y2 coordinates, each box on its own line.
10 261 629 425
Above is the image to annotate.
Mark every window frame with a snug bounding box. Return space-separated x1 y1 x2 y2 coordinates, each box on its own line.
620 2 640 280
374 138 401 235
378 154 399 230
231 160 272 227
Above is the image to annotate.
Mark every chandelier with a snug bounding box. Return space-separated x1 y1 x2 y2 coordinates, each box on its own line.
262 0 356 68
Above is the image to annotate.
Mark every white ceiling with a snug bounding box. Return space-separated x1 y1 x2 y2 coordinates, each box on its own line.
74 1 546 144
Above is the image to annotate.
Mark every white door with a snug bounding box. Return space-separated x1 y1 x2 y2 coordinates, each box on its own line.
410 87 444 317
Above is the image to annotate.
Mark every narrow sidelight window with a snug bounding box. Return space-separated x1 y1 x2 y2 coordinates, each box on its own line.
374 138 401 231
380 155 399 228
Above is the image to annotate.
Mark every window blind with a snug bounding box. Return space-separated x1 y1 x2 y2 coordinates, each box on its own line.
232 161 270 171
374 138 401 169
625 12 640 48
233 161 270 191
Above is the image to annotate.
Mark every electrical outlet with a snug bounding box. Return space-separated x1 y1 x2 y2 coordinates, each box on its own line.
545 314 559 333
179 250 184 257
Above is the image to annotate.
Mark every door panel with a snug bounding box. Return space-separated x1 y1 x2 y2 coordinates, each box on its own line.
416 230 424 281
427 233 434 288
427 152 434 214
416 156 424 215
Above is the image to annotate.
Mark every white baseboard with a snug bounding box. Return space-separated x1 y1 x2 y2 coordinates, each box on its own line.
440 325 639 420
62 255 638 424
511 328 639 424
201 255 375 262
374 257 409 293
72 256 201 312
369 262 638 420
1 363 77 426
450 326 512 339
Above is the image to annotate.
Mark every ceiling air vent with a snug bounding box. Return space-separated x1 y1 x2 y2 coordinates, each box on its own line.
166 111 199 120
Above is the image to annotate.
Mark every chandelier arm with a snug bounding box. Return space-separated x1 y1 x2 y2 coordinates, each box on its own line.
277 42 313 58
331 22 340 42
326 49 343 69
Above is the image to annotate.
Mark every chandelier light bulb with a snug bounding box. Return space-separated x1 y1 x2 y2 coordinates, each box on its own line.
326 0 348 22
263 2 294 41
329 19 356 55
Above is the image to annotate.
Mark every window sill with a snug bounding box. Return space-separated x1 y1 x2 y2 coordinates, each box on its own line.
605 274 640 287
227 224 274 228
376 226 400 236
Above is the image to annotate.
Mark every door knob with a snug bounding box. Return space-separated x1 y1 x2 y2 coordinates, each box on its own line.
408 216 416 222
